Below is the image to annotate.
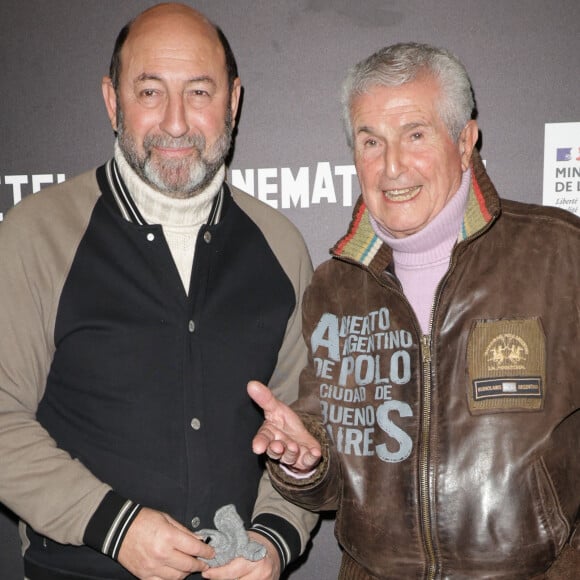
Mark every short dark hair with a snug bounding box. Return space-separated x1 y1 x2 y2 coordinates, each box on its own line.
108 20 132 92
108 18 238 93
215 25 238 91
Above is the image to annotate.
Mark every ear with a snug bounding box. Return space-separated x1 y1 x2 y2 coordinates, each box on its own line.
101 76 118 132
229 77 242 127
459 119 479 171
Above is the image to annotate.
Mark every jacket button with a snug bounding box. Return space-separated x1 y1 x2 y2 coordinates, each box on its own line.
190 417 201 430
203 231 212 243
188 320 195 333
191 516 201 528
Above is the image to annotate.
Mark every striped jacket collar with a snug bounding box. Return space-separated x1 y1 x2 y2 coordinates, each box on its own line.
331 149 501 277
102 158 225 228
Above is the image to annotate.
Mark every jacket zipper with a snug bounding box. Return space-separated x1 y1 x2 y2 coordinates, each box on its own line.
364 263 439 577
420 333 436 579
419 261 459 579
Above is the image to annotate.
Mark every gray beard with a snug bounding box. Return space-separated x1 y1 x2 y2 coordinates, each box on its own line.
116 109 232 198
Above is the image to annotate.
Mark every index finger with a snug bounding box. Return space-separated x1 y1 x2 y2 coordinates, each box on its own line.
173 530 215 560
252 424 286 456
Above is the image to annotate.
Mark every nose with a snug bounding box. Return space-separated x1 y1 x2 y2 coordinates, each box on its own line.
159 94 189 138
383 144 407 180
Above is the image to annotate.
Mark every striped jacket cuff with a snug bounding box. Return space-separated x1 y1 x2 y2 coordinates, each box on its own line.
250 514 301 571
83 491 142 560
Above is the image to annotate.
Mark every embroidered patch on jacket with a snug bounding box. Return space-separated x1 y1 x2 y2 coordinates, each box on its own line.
467 318 545 414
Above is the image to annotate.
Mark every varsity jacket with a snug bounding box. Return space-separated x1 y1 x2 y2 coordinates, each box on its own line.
0 160 317 579
268 151 580 579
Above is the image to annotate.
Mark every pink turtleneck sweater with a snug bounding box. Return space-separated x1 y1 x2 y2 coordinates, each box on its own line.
370 169 471 334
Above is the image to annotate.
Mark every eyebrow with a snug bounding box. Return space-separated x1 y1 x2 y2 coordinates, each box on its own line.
355 121 429 137
355 126 375 137
134 73 216 86
402 121 428 131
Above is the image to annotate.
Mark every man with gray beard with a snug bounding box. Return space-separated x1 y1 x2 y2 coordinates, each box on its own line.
0 3 316 580
114 101 233 197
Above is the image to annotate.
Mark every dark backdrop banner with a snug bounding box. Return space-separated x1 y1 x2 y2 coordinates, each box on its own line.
0 1 578 578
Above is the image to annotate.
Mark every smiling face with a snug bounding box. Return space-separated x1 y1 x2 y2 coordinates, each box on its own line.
102 4 241 197
351 74 478 237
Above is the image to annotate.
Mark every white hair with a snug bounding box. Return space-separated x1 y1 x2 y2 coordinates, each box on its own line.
341 42 475 148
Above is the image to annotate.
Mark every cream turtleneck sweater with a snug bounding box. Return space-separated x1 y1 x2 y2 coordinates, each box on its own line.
114 142 224 294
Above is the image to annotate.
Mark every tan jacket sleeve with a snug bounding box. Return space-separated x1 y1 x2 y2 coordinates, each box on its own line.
0 172 111 545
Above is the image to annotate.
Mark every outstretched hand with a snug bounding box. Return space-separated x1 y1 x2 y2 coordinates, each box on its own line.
247 381 322 473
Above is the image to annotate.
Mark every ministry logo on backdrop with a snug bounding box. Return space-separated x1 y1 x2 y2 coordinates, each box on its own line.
543 122 580 216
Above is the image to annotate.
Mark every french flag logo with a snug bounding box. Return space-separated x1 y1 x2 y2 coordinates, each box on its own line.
556 148 572 161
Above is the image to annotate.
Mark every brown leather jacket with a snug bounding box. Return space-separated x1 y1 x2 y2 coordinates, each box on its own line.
268 151 580 579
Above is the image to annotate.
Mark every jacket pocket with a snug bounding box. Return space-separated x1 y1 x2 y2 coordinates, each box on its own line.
533 457 570 552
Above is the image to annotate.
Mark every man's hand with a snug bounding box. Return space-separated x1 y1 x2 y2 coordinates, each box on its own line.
247 380 322 473
118 507 215 580
201 532 281 580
